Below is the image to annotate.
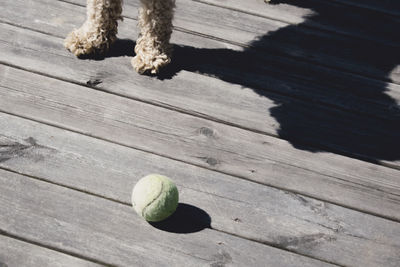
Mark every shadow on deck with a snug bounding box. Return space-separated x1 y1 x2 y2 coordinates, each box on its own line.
86 0 400 163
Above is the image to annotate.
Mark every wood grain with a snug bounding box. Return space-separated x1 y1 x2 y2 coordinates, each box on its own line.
1 64 400 224
1 0 399 266
3 0 400 111
1 113 400 266
0 235 102 267
0 169 334 267
3 0 400 122
63 0 400 83
191 0 400 44
1 6 399 167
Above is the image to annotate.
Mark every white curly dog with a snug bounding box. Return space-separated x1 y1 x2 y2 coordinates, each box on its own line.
64 0 174 74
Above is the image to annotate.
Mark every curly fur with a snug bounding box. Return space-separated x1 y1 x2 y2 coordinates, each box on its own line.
64 0 175 74
132 0 175 74
64 0 123 56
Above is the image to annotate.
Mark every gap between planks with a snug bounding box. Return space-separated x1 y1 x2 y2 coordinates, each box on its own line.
1 44 398 172
192 0 400 47
0 168 337 266
60 0 400 85
8 0 400 122
1 2 399 170
1 64 400 224
0 232 111 267
0 14 400 213
193 0 400 21
1 113 400 266
3 0 400 121
0 1 396 266
0 167 338 266
1 86 400 227
0 0 400 218
4 106 395 224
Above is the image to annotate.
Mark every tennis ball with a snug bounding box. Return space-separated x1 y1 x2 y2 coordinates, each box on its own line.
132 174 179 222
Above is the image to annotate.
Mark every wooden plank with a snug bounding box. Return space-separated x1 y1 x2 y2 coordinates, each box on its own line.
1 8 400 167
3 0 400 122
0 1 396 266
185 0 400 47
0 235 102 267
62 0 400 83
1 64 400 224
0 169 333 267
4 0 400 84
1 113 400 266
74 0 400 18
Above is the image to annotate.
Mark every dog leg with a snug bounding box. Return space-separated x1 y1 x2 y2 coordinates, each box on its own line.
132 0 175 74
64 0 123 56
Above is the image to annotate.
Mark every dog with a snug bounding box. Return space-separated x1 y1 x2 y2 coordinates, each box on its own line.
64 0 175 74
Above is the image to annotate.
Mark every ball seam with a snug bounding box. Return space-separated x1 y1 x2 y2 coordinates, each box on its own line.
141 179 164 218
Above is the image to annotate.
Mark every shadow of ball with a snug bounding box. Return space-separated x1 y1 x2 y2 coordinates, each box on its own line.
149 203 211 233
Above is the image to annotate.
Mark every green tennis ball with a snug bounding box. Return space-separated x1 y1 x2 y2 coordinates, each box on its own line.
132 174 179 222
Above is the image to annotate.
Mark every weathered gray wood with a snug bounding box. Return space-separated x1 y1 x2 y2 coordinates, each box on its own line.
5 0 400 116
4 0 400 112
1 9 400 168
181 0 400 47
0 169 334 267
4 0 400 121
1 1 398 266
1 64 400 225
62 0 400 83
2 1 400 122
0 235 102 267
1 113 400 266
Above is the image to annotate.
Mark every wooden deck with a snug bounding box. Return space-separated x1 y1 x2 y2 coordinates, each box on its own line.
1 0 400 266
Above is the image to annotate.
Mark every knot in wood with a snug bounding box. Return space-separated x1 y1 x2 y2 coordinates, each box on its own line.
198 127 216 138
206 157 219 166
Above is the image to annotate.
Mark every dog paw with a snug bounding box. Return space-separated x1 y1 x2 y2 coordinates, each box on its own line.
131 53 171 74
64 26 114 57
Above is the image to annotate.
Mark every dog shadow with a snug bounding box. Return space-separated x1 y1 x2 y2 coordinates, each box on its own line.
163 0 400 163
105 0 400 163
